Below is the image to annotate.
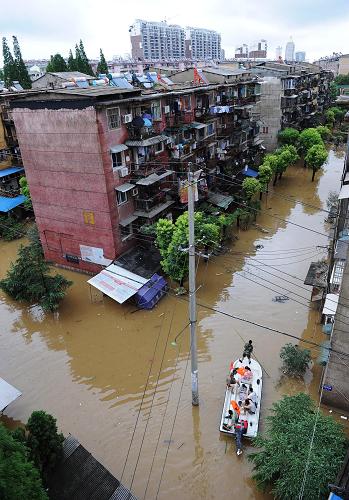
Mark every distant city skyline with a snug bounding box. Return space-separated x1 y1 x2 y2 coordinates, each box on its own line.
1 0 349 65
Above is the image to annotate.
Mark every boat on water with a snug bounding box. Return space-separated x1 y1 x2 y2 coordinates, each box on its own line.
219 357 262 438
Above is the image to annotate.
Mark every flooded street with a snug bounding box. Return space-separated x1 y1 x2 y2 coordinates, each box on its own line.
0 148 345 499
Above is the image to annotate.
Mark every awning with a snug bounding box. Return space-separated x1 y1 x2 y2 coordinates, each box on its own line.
339 184 349 200
242 167 259 178
0 195 26 213
87 264 149 304
110 144 128 153
0 166 24 178
136 170 174 186
323 293 339 316
134 200 175 219
253 138 264 146
125 135 168 147
189 122 206 129
119 214 139 227
304 261 328 287
115 183 135 193
208 191 234 209
0 377 21 412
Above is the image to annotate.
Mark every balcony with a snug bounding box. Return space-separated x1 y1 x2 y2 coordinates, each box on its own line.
126 121 163 140
165 111 194 128
134 191 175 219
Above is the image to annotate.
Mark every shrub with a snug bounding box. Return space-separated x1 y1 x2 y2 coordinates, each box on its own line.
280 343 311 376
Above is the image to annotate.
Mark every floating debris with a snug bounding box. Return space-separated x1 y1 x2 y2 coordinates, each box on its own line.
272 295 289 303
255 244 264 250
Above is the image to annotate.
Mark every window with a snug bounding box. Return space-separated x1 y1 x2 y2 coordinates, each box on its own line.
181 96 191 111
206 122 215 136
120 223 133 241
112 151 125 169
117 191 128 205
154 142 164 154
151 101 162 120
262 126 269 134
107 107 121 129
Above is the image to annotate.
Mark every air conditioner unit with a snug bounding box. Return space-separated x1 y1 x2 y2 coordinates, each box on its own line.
123 113 133 124
164 105 170 114
119 167 129 177
132 188 138 196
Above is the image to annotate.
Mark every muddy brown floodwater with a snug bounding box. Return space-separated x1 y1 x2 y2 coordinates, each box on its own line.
0 147 347 500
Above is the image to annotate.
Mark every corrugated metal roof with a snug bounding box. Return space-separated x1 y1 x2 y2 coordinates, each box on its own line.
115 183 135 193
136 170 174 186
125 135 169 147
50 71 95 80
110 144 128 153
0 166 24 177
208 191 234 209
0 195 26 212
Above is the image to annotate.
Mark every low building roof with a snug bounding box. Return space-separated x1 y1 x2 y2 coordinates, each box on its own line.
46 71 95 80
0 195 26 213
203 67 248 77
0 166 24 178
47 435 137 500
304 261 328 287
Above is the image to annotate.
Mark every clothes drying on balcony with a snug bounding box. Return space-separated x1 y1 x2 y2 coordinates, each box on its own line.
209 105 234 114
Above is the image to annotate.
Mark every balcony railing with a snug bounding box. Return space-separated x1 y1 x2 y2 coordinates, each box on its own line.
135 192 167 212
165 111 194 128
126 123 162 140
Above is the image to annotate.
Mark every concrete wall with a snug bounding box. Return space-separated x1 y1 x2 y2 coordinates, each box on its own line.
32 74 64 89
12 105 119 272
257 77 282 151
339 55 349 76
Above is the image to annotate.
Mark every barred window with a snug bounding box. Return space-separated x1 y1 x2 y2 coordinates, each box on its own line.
107 107 121 129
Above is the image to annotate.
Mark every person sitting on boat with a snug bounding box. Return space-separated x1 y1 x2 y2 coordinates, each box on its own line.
241 366 253 383
222 409 234 430
238 383 248 401
234 417 248 456
248 385 258 408
230 399 241 417
243 398 255 415
226 372 240 389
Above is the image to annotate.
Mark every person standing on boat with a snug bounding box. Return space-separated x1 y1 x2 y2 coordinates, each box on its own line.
234 418 248 456
241 340 253 363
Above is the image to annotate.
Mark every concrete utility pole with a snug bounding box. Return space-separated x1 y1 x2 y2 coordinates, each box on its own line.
188 167 199 406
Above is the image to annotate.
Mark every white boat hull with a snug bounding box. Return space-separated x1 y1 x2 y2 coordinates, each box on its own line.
219 358 262 438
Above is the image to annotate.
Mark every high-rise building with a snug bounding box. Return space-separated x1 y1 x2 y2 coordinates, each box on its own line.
130 20 185 60
275 46 283 60
249 39 267 59
285 37 295 62
235 44 249 59
130 20 222 61
185 27 221 60
295 51 306 62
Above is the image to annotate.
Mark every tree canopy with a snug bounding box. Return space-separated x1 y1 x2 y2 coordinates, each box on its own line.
2 36 31 89
97 48 108 75
278 127 300 146
0 423 48 499
67 49 77 71
316 125 332 141
249 393 347 500
258 164 273 190
334 73 349 85
27 411 64 483
155 211 221 284
298 128 323 155
46 53 67 73
280 343 311 376
0 239 72 312
19 176 32 210
12 36 31 89
242 177 261 199
305 144 328 181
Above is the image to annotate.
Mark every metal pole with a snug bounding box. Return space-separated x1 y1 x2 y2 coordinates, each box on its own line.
188 167 199 406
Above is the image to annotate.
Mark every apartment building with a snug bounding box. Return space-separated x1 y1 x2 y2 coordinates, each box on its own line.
185 27 221 61
251 62 333 150
130 19 222 61
130 20 186 61
9 78 262 272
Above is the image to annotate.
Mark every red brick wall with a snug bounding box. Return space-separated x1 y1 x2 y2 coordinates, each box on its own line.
13 106 119 272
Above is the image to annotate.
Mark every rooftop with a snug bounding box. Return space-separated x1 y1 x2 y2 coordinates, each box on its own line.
41 71 95 80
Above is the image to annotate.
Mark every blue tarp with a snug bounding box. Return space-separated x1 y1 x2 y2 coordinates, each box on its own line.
135 274 168 310
0 195 26 212
0 166 24 178
242 167 259 178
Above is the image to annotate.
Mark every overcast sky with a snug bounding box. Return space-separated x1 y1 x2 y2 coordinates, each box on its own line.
2 0 349 64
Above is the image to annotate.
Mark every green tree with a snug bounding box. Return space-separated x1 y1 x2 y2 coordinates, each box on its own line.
0 423 48 499
325 109 335 127
97 48 108 75
329 106 346 124
305 144 328 181
0 241 72 312
0 214 24 241
242 177 261 200
298 128 323 156
316 125 332 141
19 176 32 210
274 145 299 182
330 82 339 100
26 411 64 483
0 67 4 80
258 163 273 193
334 73 349 85
280 343 311 376
155 212 220 284
12 36 31 89
2 37 17 88
46 53 67 73
278 127 299 146
77 39 94 76
249 393 347 500
67 49 77 71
